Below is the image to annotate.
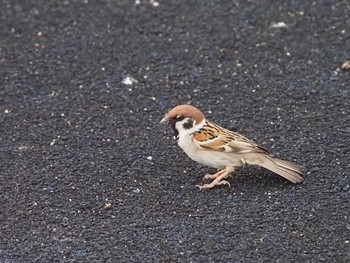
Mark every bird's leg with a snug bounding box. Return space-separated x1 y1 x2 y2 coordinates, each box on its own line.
197 167 235 190
203 169 226 180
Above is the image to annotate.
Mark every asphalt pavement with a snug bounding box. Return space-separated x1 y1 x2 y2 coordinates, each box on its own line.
1 0 349 262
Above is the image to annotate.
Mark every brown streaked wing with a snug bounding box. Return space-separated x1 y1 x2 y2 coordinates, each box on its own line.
193 121 268 154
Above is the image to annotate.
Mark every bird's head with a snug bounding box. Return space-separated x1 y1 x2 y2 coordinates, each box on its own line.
160 105 206 138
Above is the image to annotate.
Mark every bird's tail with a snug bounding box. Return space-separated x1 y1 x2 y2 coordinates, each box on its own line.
245 154 304 183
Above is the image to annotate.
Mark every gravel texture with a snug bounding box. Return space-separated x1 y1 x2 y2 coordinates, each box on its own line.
1 0 349 262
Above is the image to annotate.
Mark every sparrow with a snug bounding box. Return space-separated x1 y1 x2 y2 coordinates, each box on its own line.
160 104 304 189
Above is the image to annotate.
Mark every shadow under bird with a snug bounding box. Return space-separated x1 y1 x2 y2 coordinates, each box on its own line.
160 104 304 189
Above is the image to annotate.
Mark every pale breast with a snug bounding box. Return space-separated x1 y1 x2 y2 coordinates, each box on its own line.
178 134 243 169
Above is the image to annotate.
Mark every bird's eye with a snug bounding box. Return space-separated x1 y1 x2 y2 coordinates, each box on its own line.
175 115 185 121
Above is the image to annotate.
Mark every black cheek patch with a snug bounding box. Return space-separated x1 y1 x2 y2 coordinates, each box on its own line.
183 119 194 129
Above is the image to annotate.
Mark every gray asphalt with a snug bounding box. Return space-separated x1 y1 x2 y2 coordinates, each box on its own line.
1 0 349 262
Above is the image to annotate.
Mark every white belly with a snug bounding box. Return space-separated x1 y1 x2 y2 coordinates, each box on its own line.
177 134 242 169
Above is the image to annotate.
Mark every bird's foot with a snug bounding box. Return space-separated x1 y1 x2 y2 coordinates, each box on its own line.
198 167 235 190
196 180 231 190
203 169 225 180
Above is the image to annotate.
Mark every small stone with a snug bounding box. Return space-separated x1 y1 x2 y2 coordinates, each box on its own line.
133 188 140 194
341 60 350 71
122 76 138 85
103 203 112 209
270 22 288 28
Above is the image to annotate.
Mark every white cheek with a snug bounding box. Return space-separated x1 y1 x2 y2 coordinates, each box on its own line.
175 119 187 132
175 122 181 130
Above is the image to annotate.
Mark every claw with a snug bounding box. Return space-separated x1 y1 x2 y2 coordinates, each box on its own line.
217 180 231 187
196 180 231 190
196 184 212 190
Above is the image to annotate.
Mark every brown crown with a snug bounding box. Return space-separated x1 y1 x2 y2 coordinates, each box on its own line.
166 105 205 124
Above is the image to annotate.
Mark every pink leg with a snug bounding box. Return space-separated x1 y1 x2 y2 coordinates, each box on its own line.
197 167 235 190
203 169 226 180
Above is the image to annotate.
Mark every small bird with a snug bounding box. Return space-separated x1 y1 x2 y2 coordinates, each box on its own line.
160 105 304 189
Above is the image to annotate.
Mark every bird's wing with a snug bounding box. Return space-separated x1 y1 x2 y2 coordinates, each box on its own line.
192 121 268 154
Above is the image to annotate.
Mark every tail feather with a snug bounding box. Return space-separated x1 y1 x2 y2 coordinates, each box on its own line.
245 154 304 183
